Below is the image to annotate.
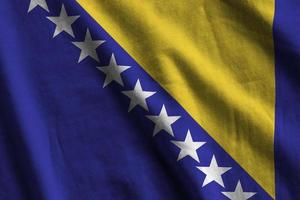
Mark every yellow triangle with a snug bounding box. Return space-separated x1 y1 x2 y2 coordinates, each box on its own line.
77 0 275 197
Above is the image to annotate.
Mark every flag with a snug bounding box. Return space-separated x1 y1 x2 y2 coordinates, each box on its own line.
0 0 299 199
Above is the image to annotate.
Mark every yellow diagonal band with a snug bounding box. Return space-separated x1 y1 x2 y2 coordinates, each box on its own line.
77 0 275 197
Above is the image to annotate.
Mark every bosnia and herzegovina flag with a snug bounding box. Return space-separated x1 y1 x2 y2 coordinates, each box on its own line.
0 0 299 199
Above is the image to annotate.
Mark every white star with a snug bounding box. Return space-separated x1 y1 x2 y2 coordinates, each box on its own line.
122 79 156 112
171 130 205 162
222 180 256 200
46 4 79 38
146 105 181 137
72 29 105 63
28 0 49 13
196 155 231 187
97 54 131 88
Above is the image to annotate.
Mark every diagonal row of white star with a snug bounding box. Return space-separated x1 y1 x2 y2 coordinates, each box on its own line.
28 1 257 199
29 2 105 63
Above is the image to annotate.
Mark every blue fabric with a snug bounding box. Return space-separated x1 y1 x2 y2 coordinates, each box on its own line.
274 0 300 199
0 0 273 199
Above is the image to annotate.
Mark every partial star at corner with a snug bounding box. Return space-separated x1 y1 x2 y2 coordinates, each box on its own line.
97 54 131 88
171 130 205 162
222 180 256 200
72 29 105 63
46 4 79 38
196 155 231 187
146 105 181 137
28 0 49 13
122 79 156 112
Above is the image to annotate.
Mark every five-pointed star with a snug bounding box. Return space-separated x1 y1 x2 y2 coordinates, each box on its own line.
72 29 105 63
122 79 156 112
28 0 49 13
196 155 231 187
46 4 79 38
222 180 256 200
171 130 206 162
97 54 131 88
146 104 181 137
